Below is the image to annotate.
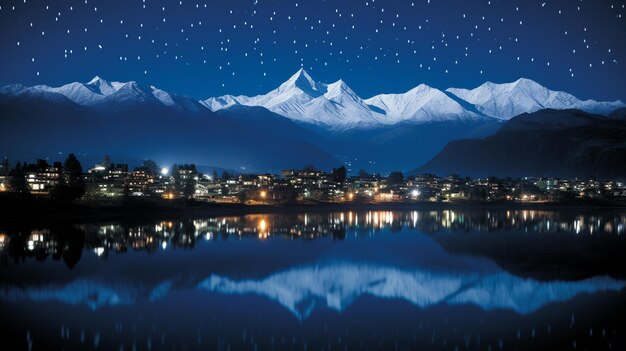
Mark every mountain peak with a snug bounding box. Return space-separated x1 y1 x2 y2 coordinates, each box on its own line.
324 79 359 100
281 68 322 97
514 77 537 84
287 68 313 82
511 77 543 89
87 75 106 85
326 79 348 91
407 83 433 94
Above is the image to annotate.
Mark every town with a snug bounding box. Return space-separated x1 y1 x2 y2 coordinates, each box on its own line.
1 154 625 204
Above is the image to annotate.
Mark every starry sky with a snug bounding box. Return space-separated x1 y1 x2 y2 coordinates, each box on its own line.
1 0 625 101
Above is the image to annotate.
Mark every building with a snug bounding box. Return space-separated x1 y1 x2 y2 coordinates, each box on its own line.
24 160 62 195
86 163 129 197
126 168 157 196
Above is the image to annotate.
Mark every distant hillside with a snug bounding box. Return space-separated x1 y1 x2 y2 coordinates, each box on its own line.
416 109 626 179
0 84 339 173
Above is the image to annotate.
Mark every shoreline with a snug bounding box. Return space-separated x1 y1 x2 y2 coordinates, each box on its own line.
1 193 625 225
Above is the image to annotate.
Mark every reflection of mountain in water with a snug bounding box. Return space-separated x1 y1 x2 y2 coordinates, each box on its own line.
2 218 625 319
198 263 625 320
0 279 137 310
2 263 623 319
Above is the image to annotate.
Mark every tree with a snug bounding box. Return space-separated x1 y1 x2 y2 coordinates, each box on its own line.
221 170 231 180
237 190 250 204
212 170 218 181
358 169 369 178
388 171 404 185
331 166 347 183
303 164 316 172
141 159 159 176
8 161 29 194
52 154 85 201
64 154 84 185
1 157 8 176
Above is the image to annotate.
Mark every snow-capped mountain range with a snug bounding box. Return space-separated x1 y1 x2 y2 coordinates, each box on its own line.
446 78 625 120
201 69 624 126
2 69 624 128
1 76 205 114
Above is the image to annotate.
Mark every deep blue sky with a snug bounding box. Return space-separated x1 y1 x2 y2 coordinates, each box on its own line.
1 0 625 101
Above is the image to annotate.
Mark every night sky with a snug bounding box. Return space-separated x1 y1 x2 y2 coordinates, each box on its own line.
1 0 625 101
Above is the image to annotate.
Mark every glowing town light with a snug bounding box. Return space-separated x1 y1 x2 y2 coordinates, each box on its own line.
161 167 169 175
411 189 420 197
348 193 354 200
161 241 168 250
260 190 267 198
0 233 7 249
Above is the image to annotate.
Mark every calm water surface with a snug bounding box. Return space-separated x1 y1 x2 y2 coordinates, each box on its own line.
1 209 626 350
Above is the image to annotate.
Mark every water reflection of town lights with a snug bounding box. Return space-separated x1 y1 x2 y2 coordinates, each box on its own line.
161 241 167 250
258 219 269 239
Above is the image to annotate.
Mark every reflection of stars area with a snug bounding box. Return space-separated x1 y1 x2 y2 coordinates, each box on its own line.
1 0 624 101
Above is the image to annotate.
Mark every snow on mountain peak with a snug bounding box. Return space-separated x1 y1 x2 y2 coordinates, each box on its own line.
87 75 104 85
85 75 122 96
0 76 205 113
150 86 177 107
365 84 483 123
277 68 324 98
445 78 623 119
324 79 357 100
216 70 385 127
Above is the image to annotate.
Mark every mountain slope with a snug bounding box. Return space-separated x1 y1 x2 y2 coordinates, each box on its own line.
0 85 339 172
417 109 626 178
364 84 485 123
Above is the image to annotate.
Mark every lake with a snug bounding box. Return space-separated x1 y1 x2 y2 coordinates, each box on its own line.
1 208 625 350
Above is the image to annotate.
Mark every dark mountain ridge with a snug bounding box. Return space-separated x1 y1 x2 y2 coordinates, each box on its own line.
417 109 626 179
